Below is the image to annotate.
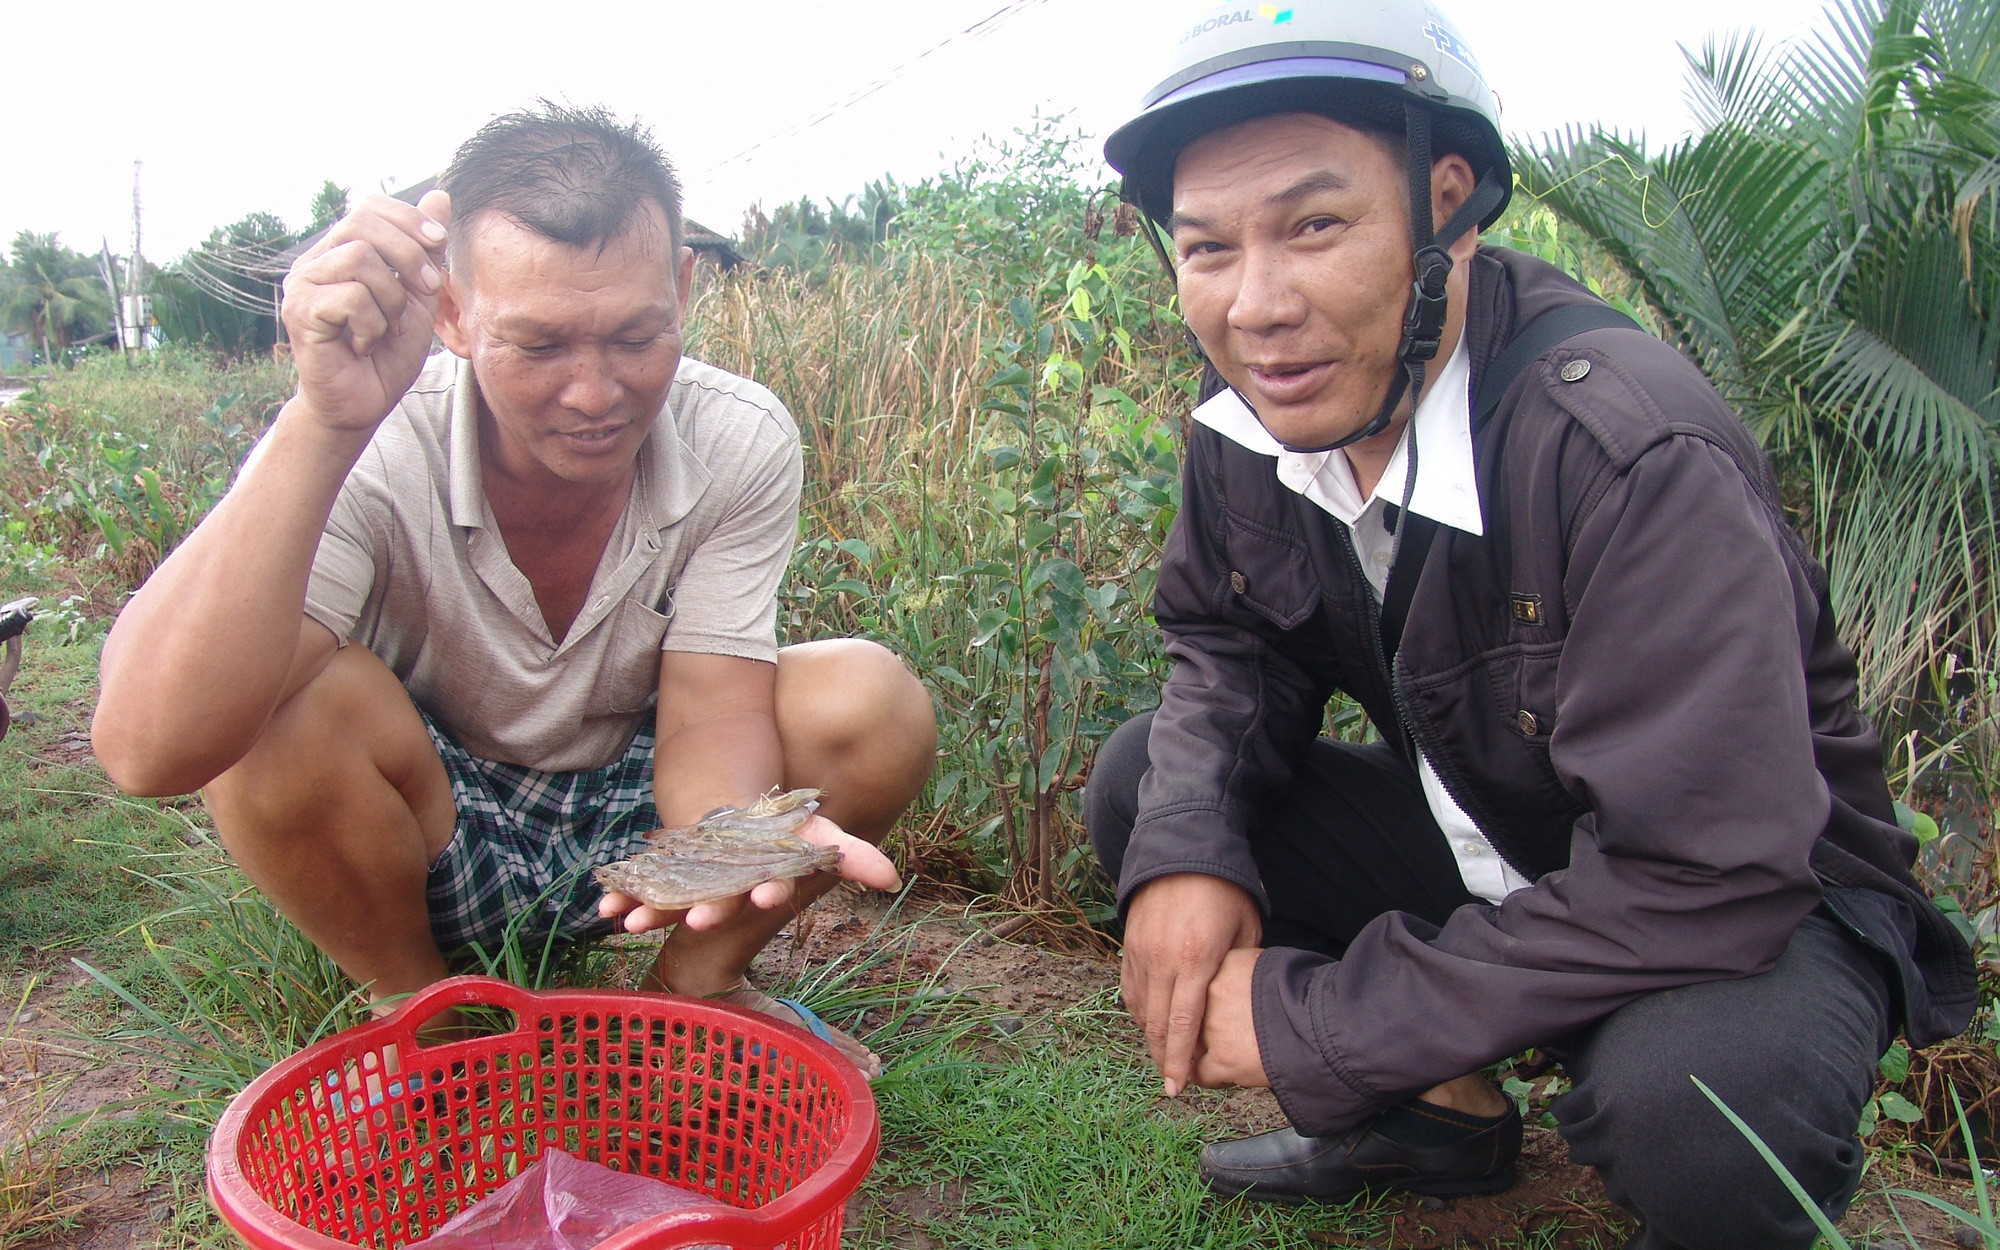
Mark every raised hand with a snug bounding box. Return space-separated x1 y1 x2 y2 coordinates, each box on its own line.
280 190 452 433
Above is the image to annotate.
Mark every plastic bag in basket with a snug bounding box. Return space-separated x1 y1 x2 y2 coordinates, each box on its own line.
414 1148 725 1250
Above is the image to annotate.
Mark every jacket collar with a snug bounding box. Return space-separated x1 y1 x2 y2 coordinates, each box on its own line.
1190 333 1484 537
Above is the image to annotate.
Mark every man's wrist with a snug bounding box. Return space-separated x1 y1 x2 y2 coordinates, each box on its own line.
274 396 387 455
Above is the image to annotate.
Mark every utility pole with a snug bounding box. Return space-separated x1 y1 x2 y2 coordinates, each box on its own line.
98 240 127 357
126 160 145 358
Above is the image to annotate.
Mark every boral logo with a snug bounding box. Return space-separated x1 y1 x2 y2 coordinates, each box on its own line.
1421 16 1481 72
1180 1 1293 45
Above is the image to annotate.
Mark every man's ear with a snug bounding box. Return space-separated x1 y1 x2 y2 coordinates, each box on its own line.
1431 152 1482 264
435 270 472 359
675 246 696 318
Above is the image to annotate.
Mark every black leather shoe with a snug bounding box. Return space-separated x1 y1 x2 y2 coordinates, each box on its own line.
1199 1103 1522 1204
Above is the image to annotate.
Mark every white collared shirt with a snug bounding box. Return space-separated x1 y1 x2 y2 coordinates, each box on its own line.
1191 338 1530 905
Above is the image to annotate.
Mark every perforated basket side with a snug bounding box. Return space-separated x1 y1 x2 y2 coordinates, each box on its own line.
208 978 877 1250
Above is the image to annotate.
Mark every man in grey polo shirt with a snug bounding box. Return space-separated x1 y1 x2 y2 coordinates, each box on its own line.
93 105 933 1073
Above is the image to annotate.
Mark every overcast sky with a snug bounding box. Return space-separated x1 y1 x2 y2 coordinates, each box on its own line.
5 0 1831 262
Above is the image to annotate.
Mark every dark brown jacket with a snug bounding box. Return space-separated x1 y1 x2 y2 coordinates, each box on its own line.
1125 246 1976 1135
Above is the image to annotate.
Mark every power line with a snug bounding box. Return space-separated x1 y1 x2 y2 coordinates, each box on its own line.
703 0 1056 176
171 252 280 315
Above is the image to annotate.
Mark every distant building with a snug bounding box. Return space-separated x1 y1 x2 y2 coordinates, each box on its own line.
0 331 34 370
681 221 745 270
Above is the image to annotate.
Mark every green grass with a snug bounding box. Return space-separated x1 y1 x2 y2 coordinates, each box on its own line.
854 1043 1385 1249
0 630 194 987
848 993 1630 1249
60 847 1631 1250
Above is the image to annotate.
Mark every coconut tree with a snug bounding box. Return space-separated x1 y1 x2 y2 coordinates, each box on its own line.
1515 0 1999 738
0 231 110 366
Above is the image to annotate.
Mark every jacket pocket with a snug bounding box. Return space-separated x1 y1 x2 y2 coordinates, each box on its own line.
1221 512 1321 630
588 597 675 715
1486 641 1563 743
1407 643 1581 879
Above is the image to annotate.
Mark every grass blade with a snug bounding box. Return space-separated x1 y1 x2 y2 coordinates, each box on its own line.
1692 1075 1852 1249
1955 1081 1996 1240
1877 1190 2000 1240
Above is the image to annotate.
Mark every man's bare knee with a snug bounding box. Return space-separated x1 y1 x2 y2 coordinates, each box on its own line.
206 646 451 853
780 639 934 753
777 639 935 827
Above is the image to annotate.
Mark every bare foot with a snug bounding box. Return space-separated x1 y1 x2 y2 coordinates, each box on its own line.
720 983 882 1080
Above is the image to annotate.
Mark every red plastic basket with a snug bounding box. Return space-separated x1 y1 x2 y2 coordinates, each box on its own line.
207 976 878 1250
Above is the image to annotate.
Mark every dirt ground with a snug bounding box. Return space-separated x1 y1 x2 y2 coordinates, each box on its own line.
761 890 1984 1250
2 966 174 1250
4 863 1990 1249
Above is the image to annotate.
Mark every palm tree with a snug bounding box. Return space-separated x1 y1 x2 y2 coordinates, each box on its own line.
1514 0 1999 748
0 231 111 366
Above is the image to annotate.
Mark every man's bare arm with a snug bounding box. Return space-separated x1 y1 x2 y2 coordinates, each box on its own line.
93 193 451 796
653 651 788 829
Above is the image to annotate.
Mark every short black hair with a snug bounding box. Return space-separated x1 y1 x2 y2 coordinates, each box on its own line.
442 101 683 269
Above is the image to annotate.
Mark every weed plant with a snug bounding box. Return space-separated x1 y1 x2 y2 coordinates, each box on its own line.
0 346 288 607
0 984 90 1249
0 1096 88 1249
1702 1076 2000 1248
691 119 1195 913
72 848 369 1124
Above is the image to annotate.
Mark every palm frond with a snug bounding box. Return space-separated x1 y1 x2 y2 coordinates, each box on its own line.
1807 176 2000 475
1815 452 1998 707
1811 317 1998 473
1515 124 1827 404
1787 0 1886 157
1917 0 2000 94
1683 31 1781 133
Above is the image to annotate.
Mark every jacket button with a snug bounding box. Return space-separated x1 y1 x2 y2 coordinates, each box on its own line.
1560 359 1592 383
1517 709 1540 736
1230 571 1248 595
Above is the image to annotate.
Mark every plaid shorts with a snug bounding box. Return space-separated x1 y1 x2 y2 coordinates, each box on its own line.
422 710 660 952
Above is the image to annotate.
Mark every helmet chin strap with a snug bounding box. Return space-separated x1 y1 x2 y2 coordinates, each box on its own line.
1266 104 1505 455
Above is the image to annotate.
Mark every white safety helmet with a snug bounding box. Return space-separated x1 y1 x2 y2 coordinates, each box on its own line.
1106 0 1509 227
1105 0 1513 453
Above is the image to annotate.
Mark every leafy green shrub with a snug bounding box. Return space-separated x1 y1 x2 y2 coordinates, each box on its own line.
691 118 1197 910
0 347 287 602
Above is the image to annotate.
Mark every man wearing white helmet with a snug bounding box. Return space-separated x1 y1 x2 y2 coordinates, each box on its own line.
1085 2 1974 1244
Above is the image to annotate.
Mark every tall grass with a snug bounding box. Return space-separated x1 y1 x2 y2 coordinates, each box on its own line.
71 839 369 1123
688 157 1195 907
